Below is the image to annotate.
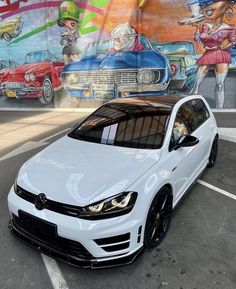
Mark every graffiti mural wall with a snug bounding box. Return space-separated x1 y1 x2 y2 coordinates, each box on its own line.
0 0 235 109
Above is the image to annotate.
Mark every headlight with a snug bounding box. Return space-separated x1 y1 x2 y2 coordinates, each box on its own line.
137 70 156 84
24 73 36 81
66 73 79 84
29 73 36 81
80 192 138 220
24 73 30 81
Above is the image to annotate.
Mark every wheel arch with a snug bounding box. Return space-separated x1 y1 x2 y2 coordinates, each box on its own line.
143 182 173 248
143 182 174 225
161 183 173 196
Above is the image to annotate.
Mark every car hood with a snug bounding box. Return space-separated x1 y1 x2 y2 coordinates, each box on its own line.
63 50 168 72
17 136 161 207
2 62 50 75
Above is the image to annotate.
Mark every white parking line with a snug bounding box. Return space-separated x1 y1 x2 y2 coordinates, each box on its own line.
198 180 236 201
219 127 236 143
41 254 69 289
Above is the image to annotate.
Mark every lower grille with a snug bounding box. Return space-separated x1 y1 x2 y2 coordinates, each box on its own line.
12 213 93 258
95 233 130 245
94 233 130 252
102 243 130 252
4 82 26 89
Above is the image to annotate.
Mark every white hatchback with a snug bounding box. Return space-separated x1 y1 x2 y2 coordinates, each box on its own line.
8 95 218 268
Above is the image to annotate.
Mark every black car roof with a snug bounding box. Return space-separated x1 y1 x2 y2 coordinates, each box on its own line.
108 95 183 108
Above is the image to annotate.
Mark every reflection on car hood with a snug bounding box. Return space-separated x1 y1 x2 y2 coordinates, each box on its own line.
17 136 161 207
63 50 168 72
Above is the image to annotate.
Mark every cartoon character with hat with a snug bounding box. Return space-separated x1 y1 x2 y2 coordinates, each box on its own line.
58 0 81 64
189 0 236 108
110 23 144 52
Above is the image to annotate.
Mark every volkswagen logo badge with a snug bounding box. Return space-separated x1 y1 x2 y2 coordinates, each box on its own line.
35 193 47 210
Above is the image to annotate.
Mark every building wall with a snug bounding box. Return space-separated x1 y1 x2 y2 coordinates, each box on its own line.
0 0 235 109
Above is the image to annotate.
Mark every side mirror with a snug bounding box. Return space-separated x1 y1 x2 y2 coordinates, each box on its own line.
173 135 199 150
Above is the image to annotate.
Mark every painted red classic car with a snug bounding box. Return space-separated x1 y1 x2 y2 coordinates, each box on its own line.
0 0 28 14
0 50 64 104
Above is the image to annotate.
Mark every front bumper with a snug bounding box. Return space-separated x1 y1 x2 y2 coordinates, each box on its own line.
1 83 43 99
8 187 144 269
9 217 143 269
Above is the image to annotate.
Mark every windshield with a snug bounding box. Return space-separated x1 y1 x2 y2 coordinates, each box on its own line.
25 50 56 63
69 101 171 149
85 34 151 56
153 42 196 55
0 60 10 69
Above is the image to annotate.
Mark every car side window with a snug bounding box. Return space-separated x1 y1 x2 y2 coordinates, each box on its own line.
190 99 210 129
169 103 194 150
178 102 197 133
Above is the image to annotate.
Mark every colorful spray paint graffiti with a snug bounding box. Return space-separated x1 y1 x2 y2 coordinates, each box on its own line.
0 0 235 108
0 0 110 106
61 23 171 100
179 0 236 108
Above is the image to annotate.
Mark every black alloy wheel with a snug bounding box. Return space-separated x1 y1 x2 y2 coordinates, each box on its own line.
208 135 218 168
144 187 173 248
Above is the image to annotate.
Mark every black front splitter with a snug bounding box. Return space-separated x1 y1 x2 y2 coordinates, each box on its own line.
8 218 144 269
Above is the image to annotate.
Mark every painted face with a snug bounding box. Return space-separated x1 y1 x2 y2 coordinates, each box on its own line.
113 35 135 51
63 19 77 29
202 1 227 20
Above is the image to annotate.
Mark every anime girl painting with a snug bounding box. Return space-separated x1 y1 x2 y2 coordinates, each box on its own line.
180 0 236 109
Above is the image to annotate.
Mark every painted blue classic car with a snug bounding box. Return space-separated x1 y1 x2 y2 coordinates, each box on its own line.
61 34 171 99
152 41 200 91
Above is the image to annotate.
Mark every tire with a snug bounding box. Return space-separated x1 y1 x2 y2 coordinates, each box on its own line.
39 78 53 104
144 187 173 248
2 32 12 42
207 135 218 168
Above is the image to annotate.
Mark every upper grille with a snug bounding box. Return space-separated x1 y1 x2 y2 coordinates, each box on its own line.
16 185 81 217
66 71 138 85
15 185 134 220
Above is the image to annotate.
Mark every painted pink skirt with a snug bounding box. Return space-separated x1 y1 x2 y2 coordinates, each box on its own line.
197 48 231 65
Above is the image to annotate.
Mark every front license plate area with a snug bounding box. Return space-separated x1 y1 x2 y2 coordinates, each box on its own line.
95 91 114 99
6 90 16 97
18 210 57 238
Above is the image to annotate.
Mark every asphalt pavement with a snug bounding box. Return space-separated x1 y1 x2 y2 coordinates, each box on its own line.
0 111 235 289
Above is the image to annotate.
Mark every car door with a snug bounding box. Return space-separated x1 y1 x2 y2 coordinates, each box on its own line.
188 98 212 171
169 99 212 203
166 101 199 201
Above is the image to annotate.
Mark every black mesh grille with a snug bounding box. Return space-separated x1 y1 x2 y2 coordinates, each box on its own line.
94 233 130 252
94 233 130 245
12 212 93 258
102 242 130 252
16 185 81 217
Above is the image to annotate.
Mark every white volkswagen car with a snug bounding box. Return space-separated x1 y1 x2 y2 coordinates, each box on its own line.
8 95 218 269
